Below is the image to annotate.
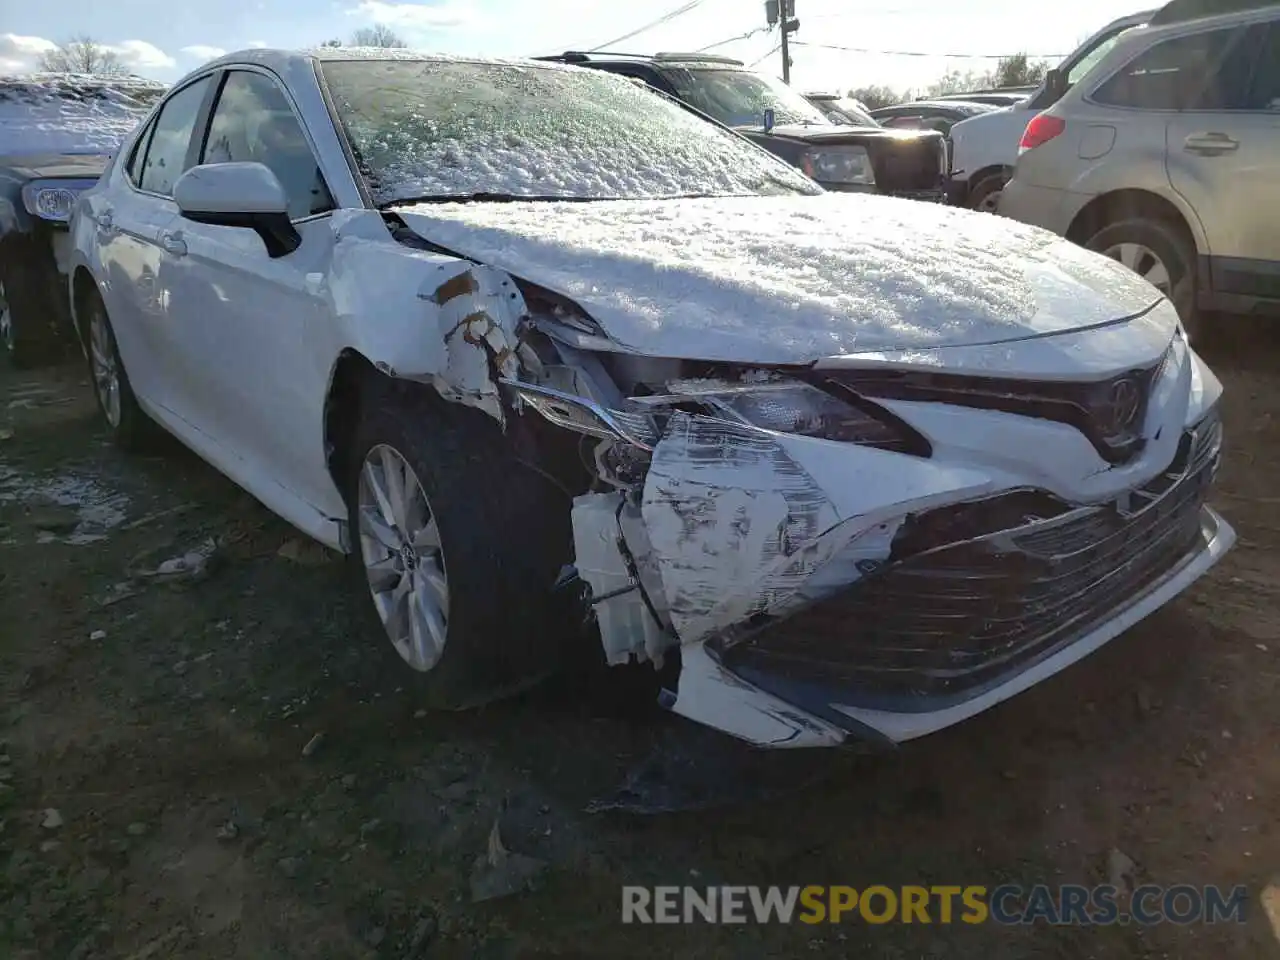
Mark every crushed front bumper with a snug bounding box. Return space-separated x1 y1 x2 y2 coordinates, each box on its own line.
662 413 1235 747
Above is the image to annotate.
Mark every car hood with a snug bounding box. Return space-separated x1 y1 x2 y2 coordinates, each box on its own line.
395 193 1167 365
1 151 109 179
743 123 938 144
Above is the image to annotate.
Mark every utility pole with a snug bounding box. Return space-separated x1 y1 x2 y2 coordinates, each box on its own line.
765 0 800 83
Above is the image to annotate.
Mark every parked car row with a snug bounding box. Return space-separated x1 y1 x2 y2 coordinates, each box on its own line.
0 73 165 365
45 46 1232 750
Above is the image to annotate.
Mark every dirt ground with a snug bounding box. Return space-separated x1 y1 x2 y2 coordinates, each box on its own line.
0 327 1277 960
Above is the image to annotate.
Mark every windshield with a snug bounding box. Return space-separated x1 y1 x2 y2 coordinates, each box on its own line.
818 98 879 126
0 76 161 156
664 66 832 128
320 58 820 205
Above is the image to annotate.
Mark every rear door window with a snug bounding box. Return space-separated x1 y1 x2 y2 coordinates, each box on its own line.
1091 28 1241 110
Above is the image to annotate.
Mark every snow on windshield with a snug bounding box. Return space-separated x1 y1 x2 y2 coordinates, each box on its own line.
666 67 833 128
320 58 819 205
0 74 162 157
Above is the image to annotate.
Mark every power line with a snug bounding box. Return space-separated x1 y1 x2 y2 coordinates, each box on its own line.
748 42 782 68
585 0 709 52
696 26 770 52
792 40 1067 59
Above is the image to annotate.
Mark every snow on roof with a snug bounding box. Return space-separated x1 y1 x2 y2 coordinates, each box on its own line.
0 73 164 158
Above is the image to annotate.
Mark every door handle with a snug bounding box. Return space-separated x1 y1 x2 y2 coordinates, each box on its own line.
97 209 115 232
1183 132 1239 155
160 231 187 256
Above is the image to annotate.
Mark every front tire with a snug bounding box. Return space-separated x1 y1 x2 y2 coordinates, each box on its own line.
346 382 573 710
1085 217 1200 342
0 270 61 369
83 293 154 450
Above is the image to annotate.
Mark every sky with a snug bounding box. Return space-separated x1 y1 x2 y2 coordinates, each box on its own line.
1 0 1143 94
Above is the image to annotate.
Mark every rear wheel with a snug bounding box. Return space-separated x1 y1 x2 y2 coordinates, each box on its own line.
1085 217 1200 342
83 294 155 450
968 172 1008 213
346 382 574 709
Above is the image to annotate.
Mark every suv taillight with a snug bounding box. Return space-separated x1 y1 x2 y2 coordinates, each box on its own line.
1019 114 1065 153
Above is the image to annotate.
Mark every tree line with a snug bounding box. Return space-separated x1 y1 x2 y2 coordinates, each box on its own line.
847 53 1051 109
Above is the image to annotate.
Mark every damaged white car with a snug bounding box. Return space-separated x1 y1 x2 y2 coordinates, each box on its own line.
68 49 1235 749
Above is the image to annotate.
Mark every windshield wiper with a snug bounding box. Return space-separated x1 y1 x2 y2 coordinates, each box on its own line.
380 192 614 209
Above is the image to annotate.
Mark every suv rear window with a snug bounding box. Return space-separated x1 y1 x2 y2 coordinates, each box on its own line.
1091 27 1239 109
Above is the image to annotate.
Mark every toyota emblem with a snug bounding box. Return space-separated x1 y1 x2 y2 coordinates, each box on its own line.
1100 377 1142 436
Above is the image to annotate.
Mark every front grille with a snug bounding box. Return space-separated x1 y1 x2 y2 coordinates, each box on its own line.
718 412 1222 704
815 356 1169 465
866 136 947 196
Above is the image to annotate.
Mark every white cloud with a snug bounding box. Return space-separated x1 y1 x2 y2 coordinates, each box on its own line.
0 33 58 74
247 41 269 48
181 45 227 61
110 40 176 70
346 1 478 34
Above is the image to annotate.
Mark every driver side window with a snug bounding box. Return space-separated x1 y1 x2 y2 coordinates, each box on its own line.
200 70 334 220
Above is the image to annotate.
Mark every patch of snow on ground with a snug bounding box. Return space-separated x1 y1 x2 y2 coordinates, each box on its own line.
0 74 160 156
398 193 1165 363
0 460 131 544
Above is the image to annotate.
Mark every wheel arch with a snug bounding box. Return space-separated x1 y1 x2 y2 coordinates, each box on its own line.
1065 189 1205 257
70 265 100 349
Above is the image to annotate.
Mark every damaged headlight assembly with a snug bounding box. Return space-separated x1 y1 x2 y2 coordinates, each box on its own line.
503 373 922 453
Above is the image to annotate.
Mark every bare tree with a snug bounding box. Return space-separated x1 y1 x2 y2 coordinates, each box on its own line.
38 36 127 76
349 24 408 48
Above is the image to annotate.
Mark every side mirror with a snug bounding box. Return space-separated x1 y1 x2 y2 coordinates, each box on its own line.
173 162 301 258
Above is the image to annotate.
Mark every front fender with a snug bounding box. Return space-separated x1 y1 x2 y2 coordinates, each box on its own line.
327 209 526 423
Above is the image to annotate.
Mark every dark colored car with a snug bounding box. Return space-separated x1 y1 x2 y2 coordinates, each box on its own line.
0 73 164 366
802 92 880 127
869 99 998 136
537 52 948 201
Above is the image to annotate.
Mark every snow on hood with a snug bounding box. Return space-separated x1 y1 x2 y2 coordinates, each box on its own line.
0 75 159 158
395 193 1167 364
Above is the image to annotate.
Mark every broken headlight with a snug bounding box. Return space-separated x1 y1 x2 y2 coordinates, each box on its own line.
663 379 915 450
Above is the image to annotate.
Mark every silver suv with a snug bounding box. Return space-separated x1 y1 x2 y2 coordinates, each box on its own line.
999 2 1280 338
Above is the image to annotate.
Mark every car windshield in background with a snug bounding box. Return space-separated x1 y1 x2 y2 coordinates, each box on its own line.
319 58 821 206
665 66 833 128
821 98 879 126
0 76 163 156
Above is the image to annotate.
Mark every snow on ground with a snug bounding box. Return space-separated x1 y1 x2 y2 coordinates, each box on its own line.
0 74 161 157
398 193 1167 363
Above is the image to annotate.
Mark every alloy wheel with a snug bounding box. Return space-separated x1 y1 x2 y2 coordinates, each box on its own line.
1100 242 1172 295
357 444 450 672
88 307 122 427
976 188 1002 213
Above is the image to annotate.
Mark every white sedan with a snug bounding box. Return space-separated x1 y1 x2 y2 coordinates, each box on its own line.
67 48 1234 748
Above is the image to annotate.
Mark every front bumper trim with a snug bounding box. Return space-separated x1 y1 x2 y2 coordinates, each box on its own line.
671 505 1235 747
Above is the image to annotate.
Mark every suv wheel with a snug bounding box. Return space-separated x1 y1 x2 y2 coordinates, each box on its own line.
1085 217 1200 342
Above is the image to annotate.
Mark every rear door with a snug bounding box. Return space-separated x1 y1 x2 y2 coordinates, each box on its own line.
98 75 215 409
1166 17 1280 298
